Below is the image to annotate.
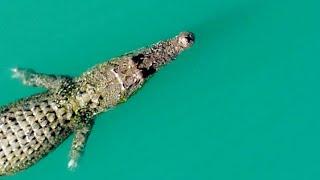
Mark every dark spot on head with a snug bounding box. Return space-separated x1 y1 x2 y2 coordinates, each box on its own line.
141 67 156 78
185 32 195 43
178 32 195 48
132 54 144 64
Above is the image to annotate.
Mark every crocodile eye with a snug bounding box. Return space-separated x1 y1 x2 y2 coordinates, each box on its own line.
141 67 156 78
132 54 144 64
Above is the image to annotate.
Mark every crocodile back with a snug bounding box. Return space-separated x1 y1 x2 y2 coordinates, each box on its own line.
0 92 74 175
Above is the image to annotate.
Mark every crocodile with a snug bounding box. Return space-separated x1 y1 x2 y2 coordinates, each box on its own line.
0 31 195 176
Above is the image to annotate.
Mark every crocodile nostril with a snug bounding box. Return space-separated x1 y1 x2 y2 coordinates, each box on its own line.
178 32 195 48
185 33 195 43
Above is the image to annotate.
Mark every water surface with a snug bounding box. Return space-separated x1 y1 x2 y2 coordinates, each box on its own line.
1 0 320 179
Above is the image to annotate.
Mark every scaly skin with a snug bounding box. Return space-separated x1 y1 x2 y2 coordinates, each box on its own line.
0 32 195 176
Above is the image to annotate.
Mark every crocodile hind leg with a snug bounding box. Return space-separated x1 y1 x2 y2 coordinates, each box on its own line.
11 68 72 90
68 117 94 169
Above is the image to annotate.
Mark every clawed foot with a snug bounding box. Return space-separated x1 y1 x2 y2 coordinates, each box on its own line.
11 68 35 85
68 159 78 170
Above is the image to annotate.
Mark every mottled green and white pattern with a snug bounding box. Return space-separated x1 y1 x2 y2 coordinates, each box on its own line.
0 32 195 176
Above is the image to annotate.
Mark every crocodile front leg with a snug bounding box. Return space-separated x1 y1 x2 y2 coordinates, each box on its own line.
11 67 72 90
68 114 94 169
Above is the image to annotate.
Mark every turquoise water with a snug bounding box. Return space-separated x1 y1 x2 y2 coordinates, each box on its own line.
1 0 320 179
